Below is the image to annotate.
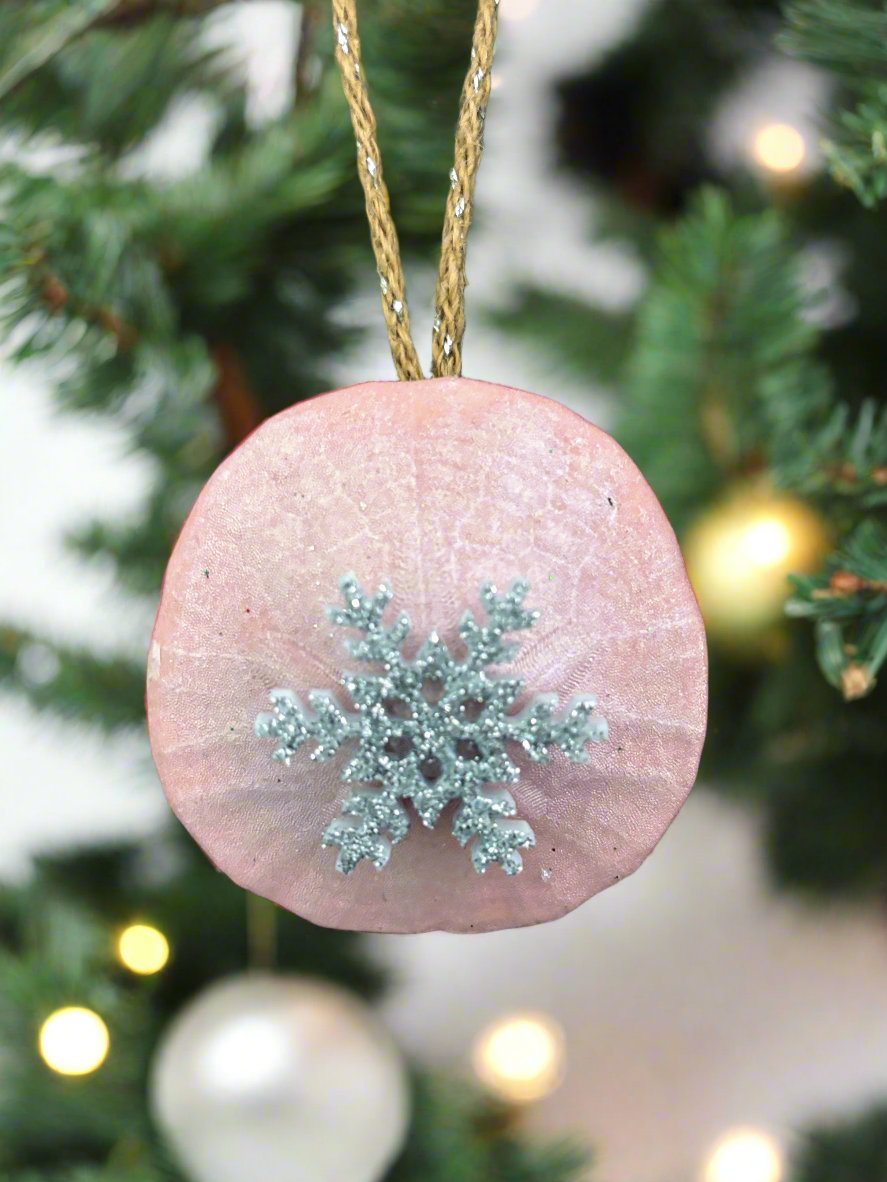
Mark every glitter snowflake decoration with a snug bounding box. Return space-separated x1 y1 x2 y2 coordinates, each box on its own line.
255 576 608 876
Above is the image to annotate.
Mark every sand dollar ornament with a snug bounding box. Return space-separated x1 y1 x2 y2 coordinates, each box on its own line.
147 0 707 934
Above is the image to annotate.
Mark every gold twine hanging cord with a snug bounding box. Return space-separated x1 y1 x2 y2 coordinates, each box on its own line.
330 0 500 381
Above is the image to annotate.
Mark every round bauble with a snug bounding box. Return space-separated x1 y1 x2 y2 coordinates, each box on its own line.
684 482 829 650
147 377 707 933
150 974 409 1182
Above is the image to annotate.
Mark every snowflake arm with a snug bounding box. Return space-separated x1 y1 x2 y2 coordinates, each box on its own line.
459 579 539 670
506 695 609 763
254 688 356 763
452 788 536 875
322 786 409 874
327 574 411 663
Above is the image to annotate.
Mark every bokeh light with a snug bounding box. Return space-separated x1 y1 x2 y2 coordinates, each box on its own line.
704 1129 784 1182
752 123 807 174
735 515 793 570
39 1007 110 1076
117 923 170 975
472 1012 564 1102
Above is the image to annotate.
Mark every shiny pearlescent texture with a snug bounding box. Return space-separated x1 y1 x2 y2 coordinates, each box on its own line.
150 974 409 1182
147 377 707 933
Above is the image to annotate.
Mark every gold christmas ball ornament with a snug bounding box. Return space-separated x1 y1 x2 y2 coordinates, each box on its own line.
684 485 829 648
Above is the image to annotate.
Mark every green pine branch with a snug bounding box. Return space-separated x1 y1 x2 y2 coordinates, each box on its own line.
97 0 255 24
787 520 887 697
772 399 887 509
0 6 233 151
11 1170 181 1182
385 1075 588 1182
0 944 157 1169
620 189 828 528
621 189 887 697
0 2 120 102
782 0 887 207
0 626 145 730
488 288 634 390
791 1103 887 1180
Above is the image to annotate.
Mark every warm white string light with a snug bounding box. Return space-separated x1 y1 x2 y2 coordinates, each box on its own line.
117 923 170 975
472 1012 565 1102
752 123 807 174
39 1006 110 1076
704 1128 784 1182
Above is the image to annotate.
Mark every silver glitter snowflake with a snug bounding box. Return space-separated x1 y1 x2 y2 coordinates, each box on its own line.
255 576 608 876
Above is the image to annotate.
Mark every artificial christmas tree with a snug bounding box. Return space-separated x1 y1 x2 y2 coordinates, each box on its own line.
1 0 886 1178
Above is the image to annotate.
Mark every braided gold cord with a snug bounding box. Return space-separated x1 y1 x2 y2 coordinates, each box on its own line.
331 0 424 381
431 0 499 377
330 0 499 380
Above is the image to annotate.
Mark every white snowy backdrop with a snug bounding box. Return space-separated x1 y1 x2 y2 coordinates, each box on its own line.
2 3 887 1181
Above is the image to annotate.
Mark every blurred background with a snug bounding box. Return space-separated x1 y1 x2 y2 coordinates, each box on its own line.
1 2 887 1181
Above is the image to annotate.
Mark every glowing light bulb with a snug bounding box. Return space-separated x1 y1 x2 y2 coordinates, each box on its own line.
704 1129 784 1182
500 0 539 21
752 123 806 174
117 923 170 975
472 1012 564 1102
39 1006 110 1076
736 516 793 570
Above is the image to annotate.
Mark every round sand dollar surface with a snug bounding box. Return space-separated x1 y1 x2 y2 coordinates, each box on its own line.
147 377 707 933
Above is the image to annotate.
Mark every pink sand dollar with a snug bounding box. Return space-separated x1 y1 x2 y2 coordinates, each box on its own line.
147 377 707 933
